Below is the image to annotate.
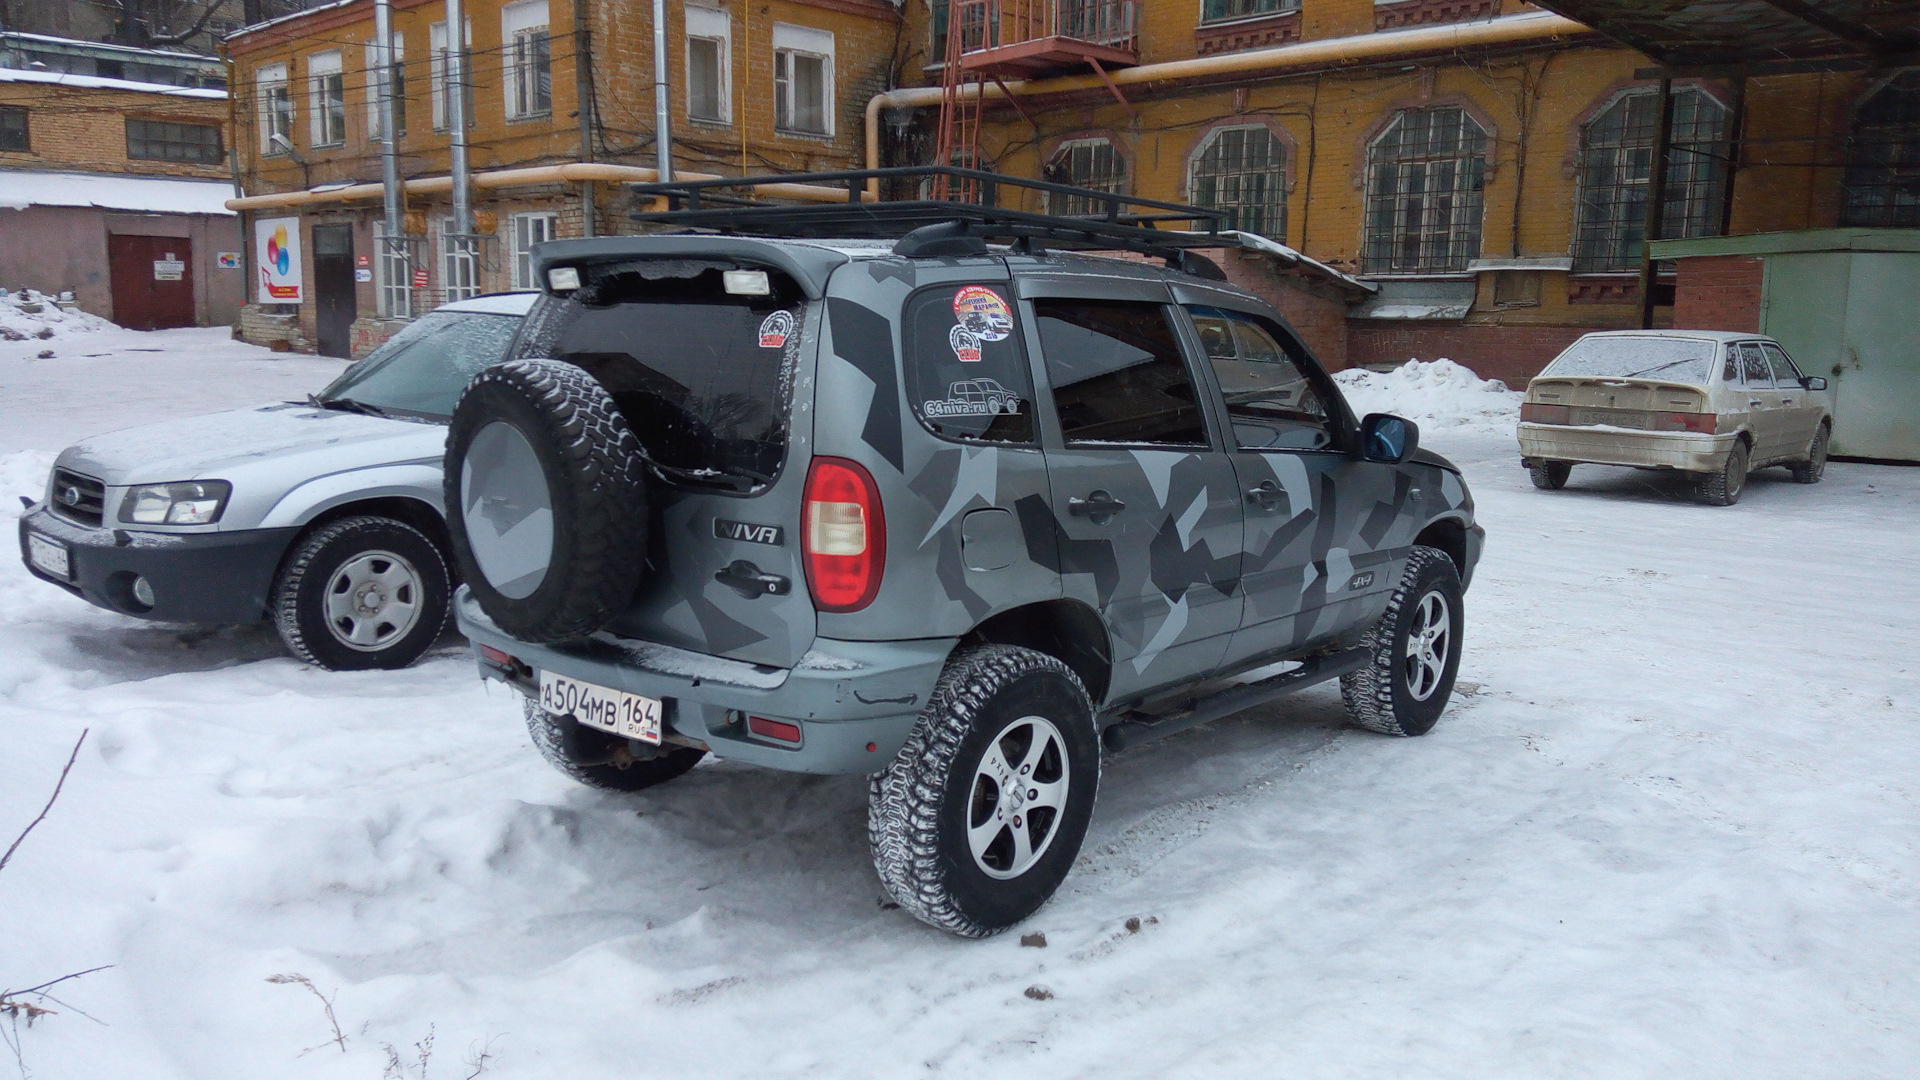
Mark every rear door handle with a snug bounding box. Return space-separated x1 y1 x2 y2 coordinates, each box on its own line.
1749 400 1764 408
714 560 791 599
1067 489 1126 524
1246 481 1283 511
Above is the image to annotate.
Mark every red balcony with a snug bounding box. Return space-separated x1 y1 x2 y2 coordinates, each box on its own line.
942 0 1139 79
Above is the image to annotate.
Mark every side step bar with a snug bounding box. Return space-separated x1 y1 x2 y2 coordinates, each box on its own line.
1100 647 1372 753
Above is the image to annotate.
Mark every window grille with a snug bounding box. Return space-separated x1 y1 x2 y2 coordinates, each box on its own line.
1044 138 1126 216
1200 0 1298 22
0 107 28 152
1362 106 1487 275
439 220 481 303
1842 70 1920 228
126 119 223 164
1190 125 1285 238
1572 87 1728 273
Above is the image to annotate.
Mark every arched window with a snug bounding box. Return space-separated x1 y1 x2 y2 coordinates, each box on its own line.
1842 70 1920 228
1044 137 1126 216
1190 124 1287 239
1572 87 1728 274
1362 106 1487 275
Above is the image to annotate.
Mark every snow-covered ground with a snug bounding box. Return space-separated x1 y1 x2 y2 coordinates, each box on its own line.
3 350 1917 1079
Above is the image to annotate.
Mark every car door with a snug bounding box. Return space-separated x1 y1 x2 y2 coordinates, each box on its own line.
1019 277 1244 704
1175 292 1392 670
1736 342 1782 462
1763 342 1818 455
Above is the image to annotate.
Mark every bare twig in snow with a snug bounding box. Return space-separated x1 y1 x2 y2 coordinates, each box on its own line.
265 974 348 1054
463 1034 504 1078
1 966 114 1080
0 730 88 876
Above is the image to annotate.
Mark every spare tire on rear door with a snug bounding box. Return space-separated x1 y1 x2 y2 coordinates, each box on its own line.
444 358 650 642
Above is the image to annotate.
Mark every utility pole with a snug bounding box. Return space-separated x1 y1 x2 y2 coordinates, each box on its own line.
446 0 473 291
1637 76 1675 331
652 0 671 182
574 0 595 237
375 0 406 314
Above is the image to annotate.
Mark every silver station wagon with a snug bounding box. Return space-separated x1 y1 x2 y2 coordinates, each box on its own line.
1517 330 1832 505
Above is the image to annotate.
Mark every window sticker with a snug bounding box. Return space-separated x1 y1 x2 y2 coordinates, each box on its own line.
949 324 982 362
923 378 1022 417
952 285 1013 341
757 309 794 349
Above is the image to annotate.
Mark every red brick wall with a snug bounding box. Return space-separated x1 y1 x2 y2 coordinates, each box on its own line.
1671 256 1763 333
1346 322 1591 387
1208 249 1355 372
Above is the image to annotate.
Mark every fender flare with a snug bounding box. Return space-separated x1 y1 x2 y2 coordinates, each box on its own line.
257 462 447 529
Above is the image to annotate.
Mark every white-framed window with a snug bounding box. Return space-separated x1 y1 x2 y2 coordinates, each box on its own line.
1362 106 1488 275
509 211 558 289
1044 137 1126 215
438 217 481 302
430 19 474 131
308 50 345 147
773 23 833 136
687 5 731 124
257 62 293 154
373 220 414 319
1189 124 1286 238
364 36 406 141
502 0 551 120
1200 0 1299 22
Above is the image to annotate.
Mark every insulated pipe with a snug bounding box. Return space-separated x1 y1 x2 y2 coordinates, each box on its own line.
374 0 404 276
223 163 853 211
446 0 472 239
861 11 1591 197
652 0 672 182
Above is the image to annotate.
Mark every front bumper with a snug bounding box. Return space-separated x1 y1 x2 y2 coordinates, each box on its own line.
1517 423 1737 473
455 589 955 776
17 504 298 623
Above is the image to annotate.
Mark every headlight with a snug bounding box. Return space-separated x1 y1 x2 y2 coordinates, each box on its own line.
118 480 232 525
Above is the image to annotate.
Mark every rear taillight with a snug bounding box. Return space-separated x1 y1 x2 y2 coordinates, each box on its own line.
802 456 885 613
1520 402 1570 424
1653 412 1717 433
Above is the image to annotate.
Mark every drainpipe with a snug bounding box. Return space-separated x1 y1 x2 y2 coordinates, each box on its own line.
374 0 404 295
1637 76 1674 331
574 0 595 236
652 0 671 182
220 40 251 314
446 0 472 246
861 11 1590 199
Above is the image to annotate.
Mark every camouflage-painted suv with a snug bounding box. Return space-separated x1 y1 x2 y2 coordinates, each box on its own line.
447 226 1483 936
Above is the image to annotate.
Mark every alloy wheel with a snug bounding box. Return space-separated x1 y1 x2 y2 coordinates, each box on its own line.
1403 590 1451 702
967 715 1071 880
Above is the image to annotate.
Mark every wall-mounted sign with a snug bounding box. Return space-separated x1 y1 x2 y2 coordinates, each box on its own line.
153 259 185 281
255 217 303 303
216 252 241 269
356 254 371 268
411 267 429 289
355 268 373 283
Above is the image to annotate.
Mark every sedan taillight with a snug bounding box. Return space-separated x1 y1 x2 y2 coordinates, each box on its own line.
1653 412 1718 433
802 457 885 613
1520 402 1570 424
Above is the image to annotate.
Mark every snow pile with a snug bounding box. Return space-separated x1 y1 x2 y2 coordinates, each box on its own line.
1335 358 1523 433
0 290 116 343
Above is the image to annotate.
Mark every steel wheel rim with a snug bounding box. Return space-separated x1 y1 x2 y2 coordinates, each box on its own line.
967 715 1070 880
1403 589 1451 702
1728 449 1747 497
323 549 425 652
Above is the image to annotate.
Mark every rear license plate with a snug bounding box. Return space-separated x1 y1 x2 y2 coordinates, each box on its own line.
26 533 70 579
539 670 661 745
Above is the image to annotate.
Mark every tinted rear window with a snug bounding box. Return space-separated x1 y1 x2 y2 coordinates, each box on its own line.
905 283 1034 444
516 264 806 488
1542 336 1718 384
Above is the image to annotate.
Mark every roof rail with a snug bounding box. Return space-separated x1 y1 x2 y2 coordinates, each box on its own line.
626 166 1231 273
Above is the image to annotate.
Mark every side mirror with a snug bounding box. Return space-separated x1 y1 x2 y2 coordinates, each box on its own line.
1360 413 1419 464
1801 376 1828 391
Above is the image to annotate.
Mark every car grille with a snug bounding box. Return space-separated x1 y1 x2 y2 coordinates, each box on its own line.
48 468 106 527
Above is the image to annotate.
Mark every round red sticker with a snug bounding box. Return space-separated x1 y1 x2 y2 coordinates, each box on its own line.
952 286 1012 341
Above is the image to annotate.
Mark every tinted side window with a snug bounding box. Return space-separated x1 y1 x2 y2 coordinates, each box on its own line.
1034 299 1206 447
905 283 1034 444
1740 343 1773 388
1187 305 1333 451
1763 344 1801 386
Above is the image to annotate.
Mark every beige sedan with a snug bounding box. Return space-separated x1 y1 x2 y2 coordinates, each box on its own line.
1517 331 1832 505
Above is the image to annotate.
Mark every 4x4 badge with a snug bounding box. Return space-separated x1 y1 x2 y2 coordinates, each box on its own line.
715 518 784 545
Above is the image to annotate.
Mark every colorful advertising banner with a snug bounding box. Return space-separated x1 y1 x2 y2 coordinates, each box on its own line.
255 217 303 303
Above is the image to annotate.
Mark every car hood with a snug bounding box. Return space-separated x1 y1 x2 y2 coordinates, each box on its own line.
56 403 448 487
1411 447 1461 475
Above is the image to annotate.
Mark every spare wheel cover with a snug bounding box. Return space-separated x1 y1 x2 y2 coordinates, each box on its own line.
460 420 554 600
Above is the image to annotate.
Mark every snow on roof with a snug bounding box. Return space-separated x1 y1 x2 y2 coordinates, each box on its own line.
224 0 360 42
0 170 236 216
0 66 226 99
1221 230 1378 294
0 30 223 64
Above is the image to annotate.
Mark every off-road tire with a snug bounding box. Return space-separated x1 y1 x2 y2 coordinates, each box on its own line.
1341 545 1464 737
523 698 707 792
1528 461 1572 490
869 645 1099 937
444 359 650 642
1790 424 1829 484
1700 440 1749 506
273 516 451 671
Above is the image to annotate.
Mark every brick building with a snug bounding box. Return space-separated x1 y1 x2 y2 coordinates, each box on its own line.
226 0 904 356
0 37 243 328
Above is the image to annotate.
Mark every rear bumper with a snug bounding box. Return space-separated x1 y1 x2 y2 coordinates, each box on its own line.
18 504 296 623
455 588 954 776
1517 423 1736 472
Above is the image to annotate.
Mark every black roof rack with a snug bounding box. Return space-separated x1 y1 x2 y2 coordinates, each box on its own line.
626 166 1232 277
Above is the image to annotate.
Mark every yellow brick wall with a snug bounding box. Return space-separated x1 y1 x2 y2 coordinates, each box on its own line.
0 81 231 180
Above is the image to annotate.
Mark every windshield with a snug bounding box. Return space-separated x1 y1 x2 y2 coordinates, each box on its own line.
515 263 806 488
320 311 521 417
1542 335 1718 384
